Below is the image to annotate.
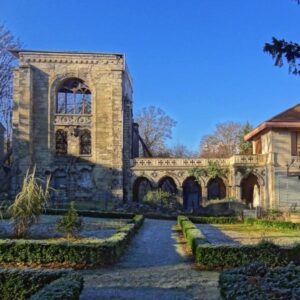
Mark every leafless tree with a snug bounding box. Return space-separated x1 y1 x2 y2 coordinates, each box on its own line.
159 143 197 158
135 106 177 156
0 24 20 153
199 122 252 158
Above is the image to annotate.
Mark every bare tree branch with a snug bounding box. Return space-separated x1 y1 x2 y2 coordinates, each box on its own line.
0 24 21 152
135 106 177 156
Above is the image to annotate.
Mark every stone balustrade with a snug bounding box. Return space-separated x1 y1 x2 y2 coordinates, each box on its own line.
131 154 267 170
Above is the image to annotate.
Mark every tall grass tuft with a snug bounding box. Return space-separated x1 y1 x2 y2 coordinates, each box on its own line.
9 166 50 238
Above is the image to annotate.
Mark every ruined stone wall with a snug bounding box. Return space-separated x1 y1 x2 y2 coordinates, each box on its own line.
12 50 133 204
0 123 4 160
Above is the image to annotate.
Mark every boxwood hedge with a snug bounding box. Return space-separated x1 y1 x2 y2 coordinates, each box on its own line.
189 216 240 224
0 268 81 300
177 215 300 269
30 274 83 300
219 261 300 300
0 214 144 267
245 218 300 230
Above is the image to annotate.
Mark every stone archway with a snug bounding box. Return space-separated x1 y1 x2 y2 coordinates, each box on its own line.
158 176 178 194
207 176 226 200
182 176 202 212
132 177 153 202
240 173 260 207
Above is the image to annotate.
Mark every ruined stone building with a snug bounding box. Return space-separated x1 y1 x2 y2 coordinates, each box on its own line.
9 49 300 211
11 50 136 203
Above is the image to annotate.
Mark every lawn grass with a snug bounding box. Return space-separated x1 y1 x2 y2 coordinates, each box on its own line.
217 223 300 236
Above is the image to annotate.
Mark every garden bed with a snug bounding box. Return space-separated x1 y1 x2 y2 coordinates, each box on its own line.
178 215 300 269
0 215 128 239
0 214 144 268
0 267 83 300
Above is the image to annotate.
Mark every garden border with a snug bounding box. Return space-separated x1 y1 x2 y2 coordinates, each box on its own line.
0 214 144 268
178 215 300 269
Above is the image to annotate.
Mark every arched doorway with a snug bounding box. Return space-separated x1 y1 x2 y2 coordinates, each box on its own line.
158 176 178 194
241 173 259 207
183 176 202 211
132 177 152 202
207 177 226 200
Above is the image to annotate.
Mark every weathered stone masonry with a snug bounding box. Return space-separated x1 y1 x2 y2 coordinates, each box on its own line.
11 50 133 202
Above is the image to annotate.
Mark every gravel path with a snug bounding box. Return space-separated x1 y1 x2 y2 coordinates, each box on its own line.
196 224 239 244
80 219 220 300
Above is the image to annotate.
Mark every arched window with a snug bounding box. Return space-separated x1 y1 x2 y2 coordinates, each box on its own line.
80 129 91 155
55 129 68 155
56 78 91 114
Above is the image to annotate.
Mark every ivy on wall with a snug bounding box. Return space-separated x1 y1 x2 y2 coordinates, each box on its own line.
188 160 229 181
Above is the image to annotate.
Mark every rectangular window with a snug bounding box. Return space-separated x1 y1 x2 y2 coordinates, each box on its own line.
291 132 300 156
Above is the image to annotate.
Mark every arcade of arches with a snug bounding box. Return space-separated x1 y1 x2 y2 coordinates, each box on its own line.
131 170 263 210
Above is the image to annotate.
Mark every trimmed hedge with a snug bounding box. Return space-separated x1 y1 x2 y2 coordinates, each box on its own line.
177 216 300 269
30 274 83 300
177 215 207 255
0 268 73 300
245 218 300 230
189 216 240 224
0 214 144 267
219 262 300 300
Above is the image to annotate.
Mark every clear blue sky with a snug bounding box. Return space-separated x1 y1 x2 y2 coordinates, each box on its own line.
1 0 299 151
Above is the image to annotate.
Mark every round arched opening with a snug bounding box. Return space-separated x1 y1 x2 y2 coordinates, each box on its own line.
132 177 152 202
207 177 226 200
240 173 260 207
182 176 202 211
158 176 178 194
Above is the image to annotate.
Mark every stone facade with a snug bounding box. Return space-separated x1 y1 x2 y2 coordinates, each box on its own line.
10 49 300 211
11 50 134 203
0 122 4 160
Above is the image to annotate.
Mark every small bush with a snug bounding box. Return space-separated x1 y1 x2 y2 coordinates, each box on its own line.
9 167 50 237
143 189 176 209
56 202 83 238
30 274 83 300
219 261 300 300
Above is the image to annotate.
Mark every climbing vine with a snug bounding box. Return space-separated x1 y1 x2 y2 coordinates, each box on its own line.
189 160 229 181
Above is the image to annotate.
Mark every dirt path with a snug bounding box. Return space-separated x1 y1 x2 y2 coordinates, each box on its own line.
80 219 220 300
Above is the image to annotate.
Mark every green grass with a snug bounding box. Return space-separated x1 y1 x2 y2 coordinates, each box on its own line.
217 223 300 236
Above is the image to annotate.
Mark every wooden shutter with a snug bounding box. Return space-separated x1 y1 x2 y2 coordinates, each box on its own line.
291 132 297 155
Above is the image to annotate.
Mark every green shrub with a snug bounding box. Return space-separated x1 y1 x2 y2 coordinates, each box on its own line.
195 240 300 268
189 216 240 224
0 268 69 300
219 261 300 300
143 189 175 208
9 167 50 237
56 202 83 238
30 274 83 300
0 214 144 267
177 215 207 255
245 218 300 230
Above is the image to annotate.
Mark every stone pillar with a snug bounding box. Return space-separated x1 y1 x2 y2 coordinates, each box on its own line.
12 65 33 193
